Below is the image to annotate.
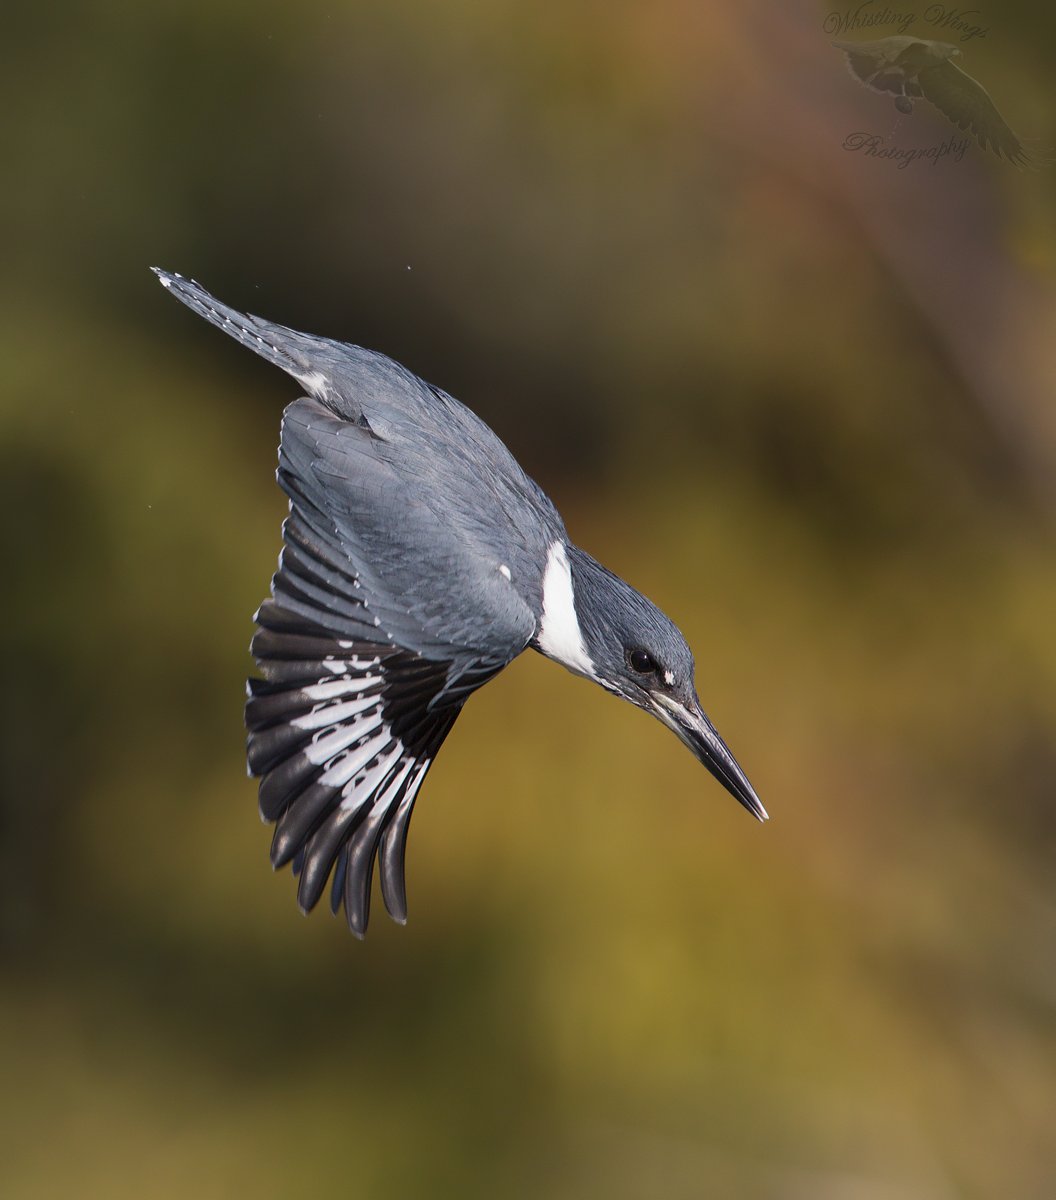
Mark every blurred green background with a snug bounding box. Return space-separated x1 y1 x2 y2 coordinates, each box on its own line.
3 1 1055 1196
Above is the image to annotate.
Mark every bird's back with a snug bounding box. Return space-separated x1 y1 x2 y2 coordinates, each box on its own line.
155 270 563 621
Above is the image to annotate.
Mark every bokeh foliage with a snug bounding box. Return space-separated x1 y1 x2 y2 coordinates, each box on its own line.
3 1 1055 1196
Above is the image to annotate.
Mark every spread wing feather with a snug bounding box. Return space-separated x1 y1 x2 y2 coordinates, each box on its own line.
247 609 470 935
918 60 1030 166
245 396 528 936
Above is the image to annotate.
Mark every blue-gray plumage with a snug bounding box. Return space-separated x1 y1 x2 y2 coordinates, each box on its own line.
154 267 766 938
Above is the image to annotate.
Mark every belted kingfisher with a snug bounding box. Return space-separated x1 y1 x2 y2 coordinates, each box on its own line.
155 268 766 937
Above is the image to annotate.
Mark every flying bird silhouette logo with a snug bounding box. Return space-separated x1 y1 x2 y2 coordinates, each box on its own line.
832 36 1032 166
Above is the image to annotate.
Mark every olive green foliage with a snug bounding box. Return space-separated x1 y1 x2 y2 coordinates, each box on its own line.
3 2 1055 1196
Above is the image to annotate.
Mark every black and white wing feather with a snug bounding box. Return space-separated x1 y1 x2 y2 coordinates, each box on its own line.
247 617 466 935
246 397 534 937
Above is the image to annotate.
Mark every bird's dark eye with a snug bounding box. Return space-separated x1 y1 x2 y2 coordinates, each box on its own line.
628 649 658 674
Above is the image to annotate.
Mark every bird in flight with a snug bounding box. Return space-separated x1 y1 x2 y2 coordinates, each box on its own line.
155 269 765 937
832 36 1033 166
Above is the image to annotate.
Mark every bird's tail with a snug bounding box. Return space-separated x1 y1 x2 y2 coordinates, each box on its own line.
152 268 331 397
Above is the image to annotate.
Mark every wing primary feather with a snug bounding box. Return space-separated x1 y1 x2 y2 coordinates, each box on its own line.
258 752 324 828
253 598 318 635
272 560 374 631
270 778 343 861
252 626 364 663
343 793 396 938
330 847 349 915
378 781 419 924
282 510 364 586
340 756 419 925
278 538 361 602
246 683 339 733
246 720 316 777
377 709 459 923
297 791 374 913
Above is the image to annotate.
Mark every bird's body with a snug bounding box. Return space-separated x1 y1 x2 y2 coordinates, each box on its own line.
832 36 1033 166
156 269 764 936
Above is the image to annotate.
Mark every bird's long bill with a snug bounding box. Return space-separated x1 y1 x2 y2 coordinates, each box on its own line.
652 695 768 821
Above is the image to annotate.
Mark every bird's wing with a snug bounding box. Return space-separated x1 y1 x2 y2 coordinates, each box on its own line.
833 42 890 89
918 59 1030 165
832 38 923 91
248 398 536 936
247 623 474 935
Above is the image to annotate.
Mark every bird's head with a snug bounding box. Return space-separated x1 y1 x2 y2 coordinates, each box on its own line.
545 546 767 822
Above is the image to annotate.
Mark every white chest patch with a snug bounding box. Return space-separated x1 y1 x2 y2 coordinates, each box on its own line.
536 542 596 679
